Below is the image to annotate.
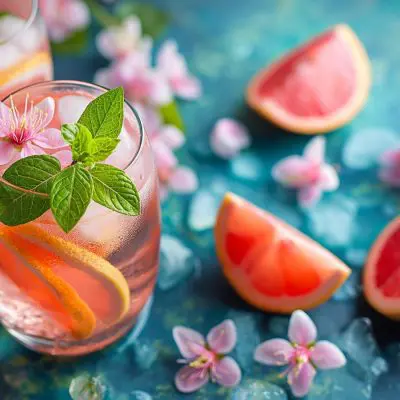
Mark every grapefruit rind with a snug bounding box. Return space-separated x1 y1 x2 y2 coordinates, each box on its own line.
246 24 371 135
215 192 351 313
364 217 400 319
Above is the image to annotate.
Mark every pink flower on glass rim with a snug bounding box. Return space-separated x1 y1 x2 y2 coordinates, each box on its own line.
272 136 339 207
173 320 241 393
254 310 346 398
0 96 70 166
210 118 251 159
96 16 148 60
39 0 90 43
157 40 202 100
379 149 400 187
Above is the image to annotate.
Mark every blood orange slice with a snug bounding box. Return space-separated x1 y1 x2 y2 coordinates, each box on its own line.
247 24 371 134
215 193 351 312
364 217 400 319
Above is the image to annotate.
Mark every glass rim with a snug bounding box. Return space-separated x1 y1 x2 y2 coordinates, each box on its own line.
0 0 39 45
2 80 145 171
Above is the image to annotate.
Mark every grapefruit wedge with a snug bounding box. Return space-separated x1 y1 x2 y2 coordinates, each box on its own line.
364 217 400 319
247 24 371 134
215 193 351 312
0 225 130 339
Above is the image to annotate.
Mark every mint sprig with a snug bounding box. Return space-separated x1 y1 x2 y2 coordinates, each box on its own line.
0 87 141 233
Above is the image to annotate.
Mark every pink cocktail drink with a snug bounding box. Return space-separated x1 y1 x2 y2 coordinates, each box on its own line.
0 0 53 100
0 81 160 356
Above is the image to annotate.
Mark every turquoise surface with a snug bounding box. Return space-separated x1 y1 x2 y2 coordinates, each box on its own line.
2 0 400 399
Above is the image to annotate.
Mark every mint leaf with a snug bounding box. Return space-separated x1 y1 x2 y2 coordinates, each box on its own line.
89 137 120 163
71 124 93 162
160 101 185 132
50 164 93 233
51 28 88 55
0 155 61 226
61 123 80 145
78 87 124 139
90 164 140 216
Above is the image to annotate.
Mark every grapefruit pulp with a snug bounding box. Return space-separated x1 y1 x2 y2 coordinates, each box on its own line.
215 193 351 312
364 217 400 319
247 24 371 134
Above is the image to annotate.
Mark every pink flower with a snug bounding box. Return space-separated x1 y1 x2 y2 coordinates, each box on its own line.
254 310 346 398
173 320 241 393
157 40 202 100
39 0 90 42
210 118 251 159
95 41 172 107
96 16 147 60
379 149 400 187
0 96 69 166
272 137 339 207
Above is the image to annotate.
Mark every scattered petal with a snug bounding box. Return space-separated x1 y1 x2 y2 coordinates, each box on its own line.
288 362 316 398
303 136 325 164
175 365 209 393
272 156 316 188
288 310 317 346
207 320 237 354
254 339 292 366
298 186 322 208
311 341 346 370
168 166 199 194
211 356 241 387
173 326 205 359
319 164 339 191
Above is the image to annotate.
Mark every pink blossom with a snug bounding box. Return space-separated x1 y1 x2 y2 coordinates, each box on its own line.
210 118 251 159
254 310 346 398
173 320 241 393
379 149 400 187
0 96 69 166
157 40 202 100
96 16 147 60
39 0 90 42
272 137 339 207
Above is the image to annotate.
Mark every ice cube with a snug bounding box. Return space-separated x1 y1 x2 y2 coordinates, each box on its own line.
230 153 265 182
57 95 91 124
129 391 153 400
132 339 158 370
105 127 136 169
226 310 261 372
305 194 358 248
333 270 361 301
187 190 220 232
231 379 287 400
343 127 400 170
69 375 107 400
158 235 198 290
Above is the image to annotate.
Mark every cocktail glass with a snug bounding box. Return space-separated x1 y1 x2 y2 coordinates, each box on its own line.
0 0 53 100
0 81 160 356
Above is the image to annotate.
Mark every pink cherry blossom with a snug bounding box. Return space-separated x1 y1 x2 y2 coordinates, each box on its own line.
210 118 251 159
96 16 147 60
379 149 400 187
254 310 346 398
157 40 202 100
0 95 69 166
39 0 90 42
272 137 339 207
173 320 241 393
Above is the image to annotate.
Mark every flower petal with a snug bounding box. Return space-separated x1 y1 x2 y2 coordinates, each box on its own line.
32 128 67 149
380 149 400 168
151 140 177 182
21 142 45 158
173 326 206 359
172 75 202 100
52 149 73 168
288 310 317 346
379 167 400 187
0 102 12 135
96 30 116 59
272 156 316 188
254 339 292 366
207 320 237 354
298 185 322 208
311 341 346 370
33 97 55 130
288 362 316 398
168 166 199 194
211 356 241 387
303 136 325 164
319 164 339 191
0 141 18 165
175 365 209 393
210 118 251 159
159 125 185 150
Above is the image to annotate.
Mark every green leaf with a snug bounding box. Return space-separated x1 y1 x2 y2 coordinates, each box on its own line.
116 2 169 37
71 124 93 162
78 87 124 139
90 164 140 216
83 0 120 27
51 28 88 55
159 101 185 132
89 137 120 163
0 155 61 226
50 165 93 233
0 11 10 19
61 124 80 145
